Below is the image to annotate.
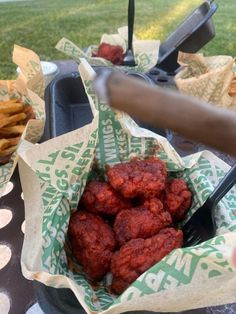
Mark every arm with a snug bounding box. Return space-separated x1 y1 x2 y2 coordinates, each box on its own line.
103 72 236 158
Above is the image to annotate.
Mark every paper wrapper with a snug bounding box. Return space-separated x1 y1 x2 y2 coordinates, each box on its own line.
0 45 45 197
19 59 236 313
175 52 236 110
56 26 160 73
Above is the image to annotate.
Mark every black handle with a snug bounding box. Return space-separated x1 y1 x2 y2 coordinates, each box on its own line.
208 163 236 206
127 0 135 50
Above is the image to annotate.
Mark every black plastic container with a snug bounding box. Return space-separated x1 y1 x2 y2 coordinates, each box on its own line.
42 72 166 141
40 70 236 314
42 72 93 140
127 68 177 88
152 0 218 73
125 1 218 87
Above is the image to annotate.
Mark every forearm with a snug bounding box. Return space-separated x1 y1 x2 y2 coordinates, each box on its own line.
107 72 236 157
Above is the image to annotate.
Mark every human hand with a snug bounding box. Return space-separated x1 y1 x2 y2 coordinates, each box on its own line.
93 68 114 102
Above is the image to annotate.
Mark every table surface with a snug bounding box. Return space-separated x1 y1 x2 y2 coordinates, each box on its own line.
0 60 236 314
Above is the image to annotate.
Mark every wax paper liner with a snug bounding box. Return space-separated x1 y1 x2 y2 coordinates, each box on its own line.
19 59 236 313
0 44 45 197
55 26 160 74
176 52 236 109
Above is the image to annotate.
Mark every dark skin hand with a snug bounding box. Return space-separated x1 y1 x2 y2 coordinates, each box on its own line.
94 69 236 269
106 72 236 158
97 70 236 269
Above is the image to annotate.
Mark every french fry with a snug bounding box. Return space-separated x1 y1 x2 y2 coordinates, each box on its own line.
229 74 236 96
24 105 35 120
0 99 18 105
6 122 18 127
0 154 12 165
229 85 236 96
0 125 25 135
0 113 9 119
0 112 26 128
7 137 20 146
0 145 17 157
23 105 33 113
0 99 25 114
0 139 10 150
0 100 35 164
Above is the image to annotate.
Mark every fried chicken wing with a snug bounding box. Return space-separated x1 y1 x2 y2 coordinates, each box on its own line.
111 228 183 294
68 210 116 281
114 198 172 246
143 197 165 215
93 43 124 65
80 180 131 215
163 178 192 221
107 157 167 198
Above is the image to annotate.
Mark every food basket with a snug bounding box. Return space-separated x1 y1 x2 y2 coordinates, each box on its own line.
19 60 236 314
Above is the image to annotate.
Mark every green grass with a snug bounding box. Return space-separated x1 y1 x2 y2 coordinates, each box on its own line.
0 0 236 78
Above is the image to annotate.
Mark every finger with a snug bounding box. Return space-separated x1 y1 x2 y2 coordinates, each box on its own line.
93 68 114 102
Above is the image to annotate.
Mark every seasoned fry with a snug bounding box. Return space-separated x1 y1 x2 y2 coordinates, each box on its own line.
0 99 35 164
0 125 25 135
7 137 20 146
0 154 12 165
0 145 17 157
24 105 35 120
0 113 26 128
0 139 10 150
24 105 33 113
0 99 25 114
7 122 17 127
229 87 236 96
0 113 9 119
229 74 236 96
0 99 17 105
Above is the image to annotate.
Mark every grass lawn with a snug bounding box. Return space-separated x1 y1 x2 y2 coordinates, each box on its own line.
0 0 236 78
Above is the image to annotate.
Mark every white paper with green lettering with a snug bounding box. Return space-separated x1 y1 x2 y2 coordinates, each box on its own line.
56 26 160 74
0 45 45 197
175 52 236 110
19 60 236 313
56 27 236 112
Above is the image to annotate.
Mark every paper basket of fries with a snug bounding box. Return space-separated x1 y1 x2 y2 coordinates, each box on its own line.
18 59 236 314
0 44 45 197
175 52 236 110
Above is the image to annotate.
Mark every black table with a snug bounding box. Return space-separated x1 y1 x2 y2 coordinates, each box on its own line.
0 60 235 314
